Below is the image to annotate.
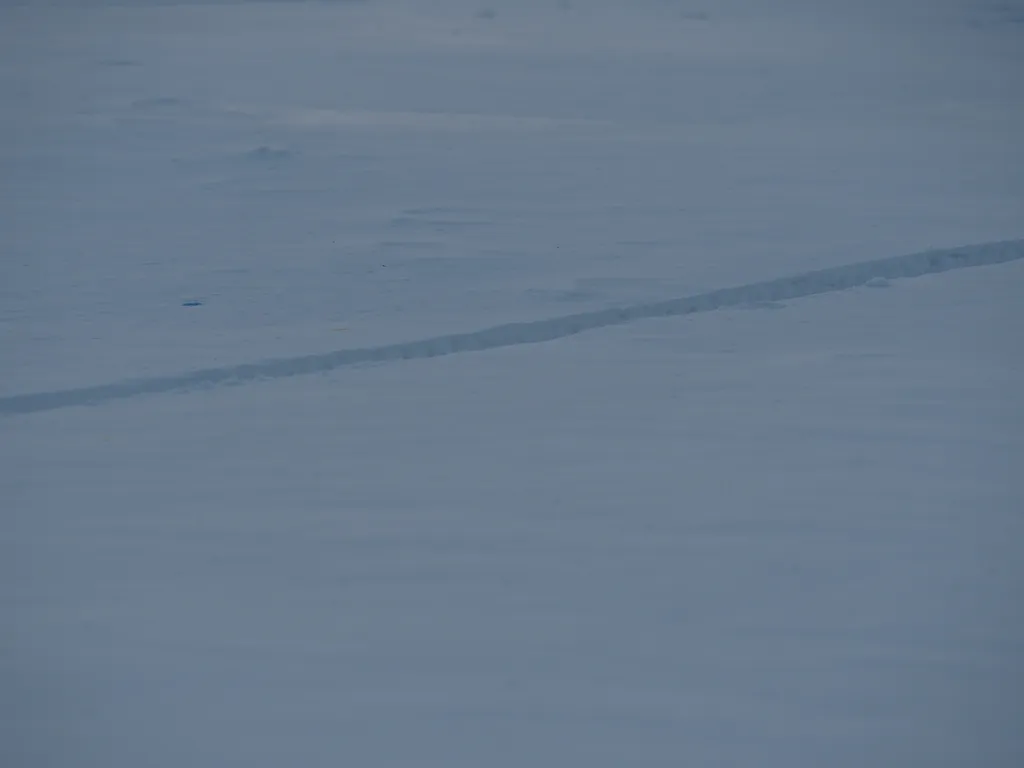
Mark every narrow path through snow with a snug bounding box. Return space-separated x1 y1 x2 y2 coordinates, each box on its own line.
3 239 1022 416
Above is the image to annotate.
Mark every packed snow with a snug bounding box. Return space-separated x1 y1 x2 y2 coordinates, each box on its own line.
2 1 1022 766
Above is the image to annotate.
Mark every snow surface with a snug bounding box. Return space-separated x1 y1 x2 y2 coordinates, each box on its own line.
3 1 1023 766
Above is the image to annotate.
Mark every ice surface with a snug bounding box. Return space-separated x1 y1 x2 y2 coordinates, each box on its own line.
2 1 1022 766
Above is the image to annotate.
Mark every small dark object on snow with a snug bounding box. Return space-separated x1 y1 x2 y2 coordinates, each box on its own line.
182 300 203 307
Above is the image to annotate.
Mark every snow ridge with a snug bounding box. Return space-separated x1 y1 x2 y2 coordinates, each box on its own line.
3 239 1022 416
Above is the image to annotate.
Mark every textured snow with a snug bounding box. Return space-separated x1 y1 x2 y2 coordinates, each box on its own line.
2 1 1023 766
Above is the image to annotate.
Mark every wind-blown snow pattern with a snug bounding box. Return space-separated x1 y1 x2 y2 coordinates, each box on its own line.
2 239 1021 416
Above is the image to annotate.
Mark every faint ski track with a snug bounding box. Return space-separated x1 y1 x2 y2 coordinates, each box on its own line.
2 239 1022 416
